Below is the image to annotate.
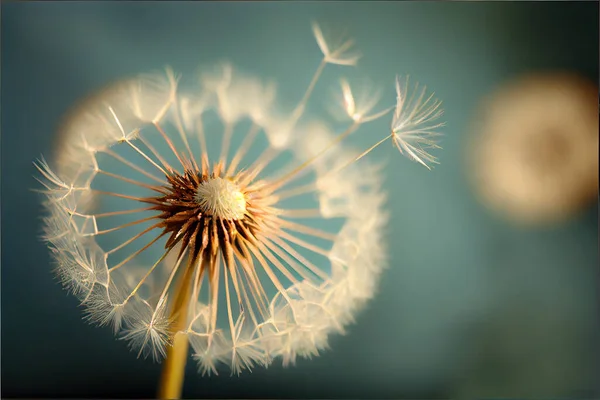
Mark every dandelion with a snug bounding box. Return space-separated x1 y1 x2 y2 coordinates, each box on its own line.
468 73 598 225
36 23 444 399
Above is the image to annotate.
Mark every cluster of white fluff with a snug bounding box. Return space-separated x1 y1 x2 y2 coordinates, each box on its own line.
37 67 389 374
37 23 441 375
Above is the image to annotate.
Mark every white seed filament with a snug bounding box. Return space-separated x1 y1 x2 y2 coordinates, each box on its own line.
195 177 246 220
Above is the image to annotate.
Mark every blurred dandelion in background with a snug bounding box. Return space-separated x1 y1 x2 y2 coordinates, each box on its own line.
35 23 443 398
468 73 599 226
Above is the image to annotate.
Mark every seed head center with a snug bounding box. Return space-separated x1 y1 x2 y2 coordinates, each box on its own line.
195 177 246 220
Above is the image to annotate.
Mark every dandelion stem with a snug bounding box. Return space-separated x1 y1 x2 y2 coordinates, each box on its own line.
157 254 196 400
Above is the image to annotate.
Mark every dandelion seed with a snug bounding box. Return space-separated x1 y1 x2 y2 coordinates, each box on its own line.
311 22 361 67
391 75 445 169
335 78 393 124
36 23 444 400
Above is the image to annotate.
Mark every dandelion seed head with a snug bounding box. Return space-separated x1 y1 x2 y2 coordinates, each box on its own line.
36 23 443 375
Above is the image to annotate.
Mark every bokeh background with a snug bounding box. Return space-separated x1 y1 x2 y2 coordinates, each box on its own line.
2 2 598 398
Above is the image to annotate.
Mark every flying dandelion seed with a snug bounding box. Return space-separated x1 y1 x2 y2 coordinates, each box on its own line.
35 23 443 399
391 76 445 170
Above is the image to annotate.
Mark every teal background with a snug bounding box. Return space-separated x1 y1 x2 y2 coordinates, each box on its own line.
1 2 598 398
